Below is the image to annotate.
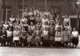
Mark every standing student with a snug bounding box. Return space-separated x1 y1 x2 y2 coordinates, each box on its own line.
63 15 71 27
9 15 16 23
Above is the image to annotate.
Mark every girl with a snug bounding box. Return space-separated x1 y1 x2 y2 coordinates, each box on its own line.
41 27 49 46
9 15 16 23
13 27 21 46
63 15 71 27
21 28 27 46
71 28 79 47
6 28 13 46
34 27 41 46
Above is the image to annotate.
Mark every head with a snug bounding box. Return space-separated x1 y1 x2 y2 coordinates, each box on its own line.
30 22 33 26
11 14 13 18
65 28 68 31
14 27 19 31
8 28 11 31
65 14 69 18
73 28 76 31
17 15 19 18
45 27 48 31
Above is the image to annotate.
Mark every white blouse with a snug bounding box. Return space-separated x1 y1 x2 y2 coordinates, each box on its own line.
72 31 79 37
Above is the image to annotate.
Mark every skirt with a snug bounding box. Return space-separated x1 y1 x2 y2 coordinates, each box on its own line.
72 37 79 46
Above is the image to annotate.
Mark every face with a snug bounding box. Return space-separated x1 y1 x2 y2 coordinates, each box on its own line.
30 22 33 25
73 28 76 31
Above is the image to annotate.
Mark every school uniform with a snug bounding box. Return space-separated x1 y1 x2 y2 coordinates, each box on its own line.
6 30 13 44
71 31 79 46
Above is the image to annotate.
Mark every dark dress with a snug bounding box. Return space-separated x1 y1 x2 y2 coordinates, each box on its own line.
0 30 7 44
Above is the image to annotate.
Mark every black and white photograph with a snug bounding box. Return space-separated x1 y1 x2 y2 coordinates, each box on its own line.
0 0 80 56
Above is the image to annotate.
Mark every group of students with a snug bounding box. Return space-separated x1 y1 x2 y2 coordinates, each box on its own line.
0 8 79 47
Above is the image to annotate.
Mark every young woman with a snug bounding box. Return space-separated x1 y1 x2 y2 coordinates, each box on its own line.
55 22 62 35
14 22 22 31
29 15 36 25
0 28 7 46
63 15 71 27
16 15 20 23
9 15 16 23
34 27 41 46
9 22 13 31
20 17 28 25
49 26 55 47
62 28 70 47
64 24 72 34
3 21 9 30
41 27 49 46
71 28 79 47
29 22 35 32
6 28 13 46
27 27 34 47
21 28 27 46
55 22 63 46
13 27 21 46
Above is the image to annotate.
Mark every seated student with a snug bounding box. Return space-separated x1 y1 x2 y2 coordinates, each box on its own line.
29 22 35 32
34 27 41 46
0 28 7 46
55 22 62 35
62 28 70 46
6 28 13 46
63 15 71 27
21 28 27 46
13 27 21 46
35 22 41 30
41 27 49 46
42 22 49 30
49 27 55 47
71 28 79 47
64 23 72 34
9 15 16 23
27 27 34 47
14 22 22 31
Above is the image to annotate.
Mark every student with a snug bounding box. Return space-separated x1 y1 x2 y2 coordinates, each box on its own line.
21 28 27 46
63 15 71 27
13 28 21 46
64 24 72 34
3 21 9 30
20 16 28 25
29 22 35 32
41 27 49 46
34 27 41 46
6 28 13 45
27 27 34 47
0 28 7 46
9 15 16 23
16 15 20 23
49 27 55 47
71 28 79 47
29 15 36 25
62 28 70 47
